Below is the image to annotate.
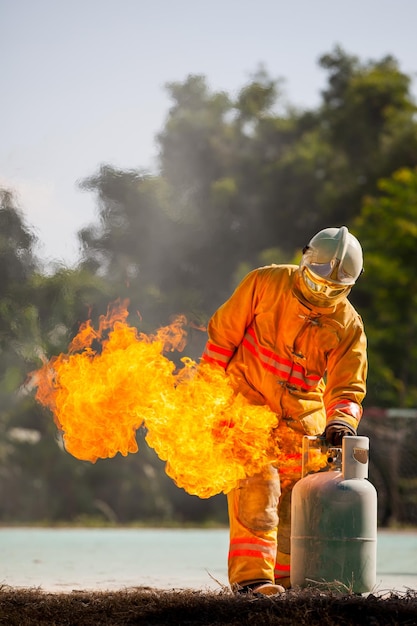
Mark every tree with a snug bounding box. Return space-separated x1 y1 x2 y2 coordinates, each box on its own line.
0 189 39 432
261 46 417 250
317 46 417 226
353 167 417 407
320 47 416 171
0 188 41 513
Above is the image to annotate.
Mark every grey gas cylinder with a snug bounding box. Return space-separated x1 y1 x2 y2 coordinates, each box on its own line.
290 435 377 594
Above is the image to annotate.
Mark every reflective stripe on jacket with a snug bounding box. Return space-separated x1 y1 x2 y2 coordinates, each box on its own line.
202 264 367 435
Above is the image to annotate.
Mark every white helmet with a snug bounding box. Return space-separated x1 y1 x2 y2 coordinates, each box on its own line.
299 226 363 306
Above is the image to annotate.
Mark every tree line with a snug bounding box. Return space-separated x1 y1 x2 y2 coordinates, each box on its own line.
1 46 417 526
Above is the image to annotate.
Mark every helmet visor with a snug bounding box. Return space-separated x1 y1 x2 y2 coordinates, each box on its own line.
303 249 356 285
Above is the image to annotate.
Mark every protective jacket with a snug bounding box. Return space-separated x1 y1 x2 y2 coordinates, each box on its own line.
202 264 367 436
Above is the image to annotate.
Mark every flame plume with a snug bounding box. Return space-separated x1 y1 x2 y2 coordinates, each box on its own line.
33 300 326 498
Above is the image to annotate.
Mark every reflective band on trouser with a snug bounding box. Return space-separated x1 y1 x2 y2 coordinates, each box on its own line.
202 341 234 369
228 537 276 586
327 399 362 421
242 326 321 391
229 537 276 563
275 557 291 582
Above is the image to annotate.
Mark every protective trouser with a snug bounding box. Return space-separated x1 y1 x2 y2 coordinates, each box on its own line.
227 463 301 589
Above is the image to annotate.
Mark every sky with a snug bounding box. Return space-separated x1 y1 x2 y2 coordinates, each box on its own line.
2 0 417 268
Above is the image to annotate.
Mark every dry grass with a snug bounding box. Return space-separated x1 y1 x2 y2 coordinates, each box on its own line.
1 586 417 625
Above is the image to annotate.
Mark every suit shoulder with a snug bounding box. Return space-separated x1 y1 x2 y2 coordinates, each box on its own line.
340 298 365 330
255 264 298 281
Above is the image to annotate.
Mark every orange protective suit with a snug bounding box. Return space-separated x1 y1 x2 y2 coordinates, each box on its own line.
202 264 367 589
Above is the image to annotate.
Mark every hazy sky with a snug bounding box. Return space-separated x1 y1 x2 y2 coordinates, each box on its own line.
2 0 416 267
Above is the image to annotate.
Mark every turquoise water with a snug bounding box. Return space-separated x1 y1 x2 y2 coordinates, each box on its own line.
1 528 416 594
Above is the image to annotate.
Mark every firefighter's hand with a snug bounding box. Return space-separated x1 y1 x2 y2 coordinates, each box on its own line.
324 422 356 446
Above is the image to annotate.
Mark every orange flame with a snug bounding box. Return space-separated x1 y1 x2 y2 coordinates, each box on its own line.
32 300 326 498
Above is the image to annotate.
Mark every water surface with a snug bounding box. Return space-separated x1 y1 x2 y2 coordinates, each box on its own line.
1 528 416 594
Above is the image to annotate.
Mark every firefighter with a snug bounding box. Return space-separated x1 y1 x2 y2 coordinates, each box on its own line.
201 226 367 596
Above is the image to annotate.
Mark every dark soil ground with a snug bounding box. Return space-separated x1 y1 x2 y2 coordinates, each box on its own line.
1 586 417 626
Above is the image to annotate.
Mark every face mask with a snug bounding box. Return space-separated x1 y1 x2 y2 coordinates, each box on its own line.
300 266 350 306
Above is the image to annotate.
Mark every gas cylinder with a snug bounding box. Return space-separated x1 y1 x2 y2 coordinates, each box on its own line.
290 435 377 593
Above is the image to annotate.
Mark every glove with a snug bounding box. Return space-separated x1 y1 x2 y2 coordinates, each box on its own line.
324 421 356 447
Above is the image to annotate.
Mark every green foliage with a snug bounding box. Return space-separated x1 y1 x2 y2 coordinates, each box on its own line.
0 189 39 459
353 167 417 407
320 47 415 163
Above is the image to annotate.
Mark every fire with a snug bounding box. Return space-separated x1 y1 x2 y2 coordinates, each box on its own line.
32 300 326 498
